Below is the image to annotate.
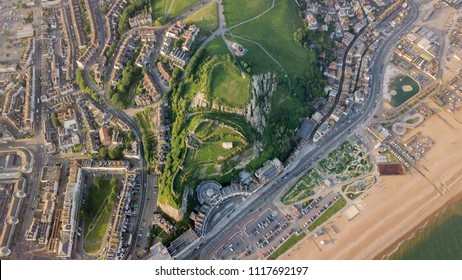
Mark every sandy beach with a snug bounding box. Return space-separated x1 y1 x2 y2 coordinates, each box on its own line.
282 101 462 260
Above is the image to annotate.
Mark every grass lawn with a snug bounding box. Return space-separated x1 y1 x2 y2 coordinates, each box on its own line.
281 169 323 205
192 121 247 162
153 0 171 19
223 0 273 27
229 0 314 79
134 108 158 170
267 232 307 260
167 0 201 19
134 107 156 132
228 36 283 75
204 36 229 57
83 206 112 253
185 2 219 38
196 141 242 162
83 177 115 254
210 63 250 107
308 196 347 231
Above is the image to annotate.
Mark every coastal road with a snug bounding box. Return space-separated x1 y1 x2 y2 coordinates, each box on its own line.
177 1 420 260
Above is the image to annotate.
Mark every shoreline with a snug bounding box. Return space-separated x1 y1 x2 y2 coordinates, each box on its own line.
282 100 462 260
374 190 462 260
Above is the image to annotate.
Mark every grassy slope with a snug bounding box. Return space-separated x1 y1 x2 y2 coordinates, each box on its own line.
210 64 250 107
185 2 219 37
168 0 201 19
223 0 272 27
229 0 314 79
204 36 229 56
152 0 171 19
83 177 114 254
189 122 245 164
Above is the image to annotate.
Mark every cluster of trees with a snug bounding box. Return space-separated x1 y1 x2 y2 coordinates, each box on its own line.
107 63 143 109
293 28 336 63
76 69 100 101
105 42 117 60
72 143 83 153
100 3 109 14
184 49 205 79
108 177 119 205
98 145 124 160
80 176 116 222
118 0 152 35
240 61 252 74
158 80 187 208
134 108 158 171
23 12 33 24
77 0 91 38
51 111 61 129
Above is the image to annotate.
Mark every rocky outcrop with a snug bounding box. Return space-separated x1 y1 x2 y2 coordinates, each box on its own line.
244 72 276 134
189 72 277 135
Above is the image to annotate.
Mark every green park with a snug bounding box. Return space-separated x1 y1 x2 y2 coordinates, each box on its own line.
82 176 119 254
157 0 333 210
281 169 323 205
319 141 372 181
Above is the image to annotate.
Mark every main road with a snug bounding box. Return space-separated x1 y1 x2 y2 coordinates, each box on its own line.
177 0 419 260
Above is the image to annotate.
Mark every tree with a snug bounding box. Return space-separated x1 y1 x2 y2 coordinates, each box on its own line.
99 147 108 158
293 28 304 44
51 112 61 128
23 12 33 24
109 145 124 160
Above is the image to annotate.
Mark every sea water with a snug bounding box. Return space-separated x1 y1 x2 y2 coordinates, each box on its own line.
389 198 462 260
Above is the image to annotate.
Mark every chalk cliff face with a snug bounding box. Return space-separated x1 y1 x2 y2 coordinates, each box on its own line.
188 72 277 135
244 72 276 134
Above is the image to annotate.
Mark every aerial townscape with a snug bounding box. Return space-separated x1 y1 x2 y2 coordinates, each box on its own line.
0 0 461 261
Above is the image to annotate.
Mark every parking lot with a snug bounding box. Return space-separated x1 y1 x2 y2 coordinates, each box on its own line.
241 208 299 259
296 192 342 230
211 233 250 260
0 2 29 63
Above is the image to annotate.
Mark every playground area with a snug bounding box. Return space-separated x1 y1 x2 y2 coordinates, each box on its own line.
281 169 324 205
319 141 373 182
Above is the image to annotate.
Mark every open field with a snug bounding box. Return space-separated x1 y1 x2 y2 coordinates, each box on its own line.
185 2 219 38
223 0 272 27
267 232 307 260
228 36 282 75
168 0 202 19
229 0 314 78
308 196 346 231
152 0 171 19
283 102 462 259
190 120 247 163
281 169 323 205
83 206 112 253
210 63 250 107
83 177 117 254
204 37 229 56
